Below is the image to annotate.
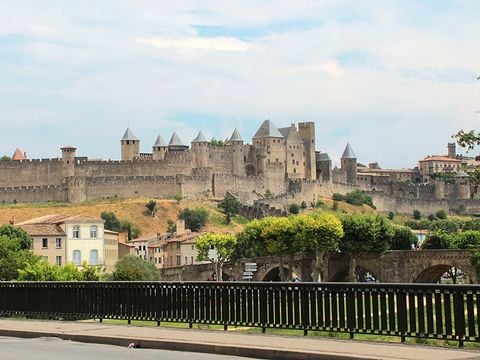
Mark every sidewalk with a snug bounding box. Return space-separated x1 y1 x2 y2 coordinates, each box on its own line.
0 319 478 360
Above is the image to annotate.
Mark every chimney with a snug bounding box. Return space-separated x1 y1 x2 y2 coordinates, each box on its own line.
176 218 186 235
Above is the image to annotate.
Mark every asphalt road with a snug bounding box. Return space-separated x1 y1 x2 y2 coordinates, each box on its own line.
0 336 256 360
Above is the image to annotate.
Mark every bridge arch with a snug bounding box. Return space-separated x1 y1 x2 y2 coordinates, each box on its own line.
413 264 473 284
261 266 290 281
328 265 381 282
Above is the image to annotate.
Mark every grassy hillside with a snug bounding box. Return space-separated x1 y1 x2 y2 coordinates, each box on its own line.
0 196 376 238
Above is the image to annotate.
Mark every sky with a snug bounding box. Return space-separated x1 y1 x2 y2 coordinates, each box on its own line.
0 0 479 168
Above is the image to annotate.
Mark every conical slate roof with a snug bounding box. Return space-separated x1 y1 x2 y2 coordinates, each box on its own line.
121 127 138 141
229 128 243 142
153 135 167 147
192 131 208 143
316 152 331 161
341 143 356 159
253 120 284 139
168 132 185 146
12 148 26 160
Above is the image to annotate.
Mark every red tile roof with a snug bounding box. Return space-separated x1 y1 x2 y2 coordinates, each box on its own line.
12 148 26 161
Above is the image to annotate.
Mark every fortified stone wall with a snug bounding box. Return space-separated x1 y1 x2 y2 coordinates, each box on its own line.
0 159 65 187
83 176 181 200
370 193 480 215
213 174 265 199
0 185 65 203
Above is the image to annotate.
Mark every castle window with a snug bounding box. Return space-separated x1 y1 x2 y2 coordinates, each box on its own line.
56 256 62 266
73 225 80 239
42 238 48 249
294 168 297 173
292 160 295 164
176 255 181 266
296 161 299 165
291 154 294 157
276 158 278 162
56 238 62 249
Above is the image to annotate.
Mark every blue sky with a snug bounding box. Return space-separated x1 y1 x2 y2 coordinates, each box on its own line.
0 1 479 167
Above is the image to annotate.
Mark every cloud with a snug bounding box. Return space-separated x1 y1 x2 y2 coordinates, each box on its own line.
136 36 249 52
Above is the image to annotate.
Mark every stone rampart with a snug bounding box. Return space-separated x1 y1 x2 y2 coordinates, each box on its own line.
0 159 64 187
0 184 65 203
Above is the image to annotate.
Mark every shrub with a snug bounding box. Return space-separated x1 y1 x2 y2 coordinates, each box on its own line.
179 207 209 232
112 255 159 281
332 193 344 201
390 225 417 250
413 209 422 220
421 231 452 250
300 201 307 209
436 209 447 220
387 212 395 220
289 203 300 214
332 201 339 211
218 196 241 224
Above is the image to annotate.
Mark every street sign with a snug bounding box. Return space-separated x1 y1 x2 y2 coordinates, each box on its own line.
242 275 253 280
243 271 254 276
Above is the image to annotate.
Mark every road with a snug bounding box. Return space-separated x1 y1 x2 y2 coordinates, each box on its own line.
0 336 256 360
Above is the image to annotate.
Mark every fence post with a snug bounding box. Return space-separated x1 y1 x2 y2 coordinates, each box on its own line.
222 283 228 331
346 285 355 339
453 290 465 347
301 285 309 336
260 284 267 333
397 289 407 343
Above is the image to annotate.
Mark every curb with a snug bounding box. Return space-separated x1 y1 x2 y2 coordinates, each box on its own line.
0 328 380 360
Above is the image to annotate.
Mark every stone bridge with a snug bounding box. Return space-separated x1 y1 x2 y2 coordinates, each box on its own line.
160 250 477 284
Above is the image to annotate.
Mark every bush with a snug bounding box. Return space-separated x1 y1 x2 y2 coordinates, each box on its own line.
179 207 209 232
112 255 159 281
218 196 241 224
430 219 461 234
101 211 122 232
463 219 480 231
436 209 447 220
314 200 324 208
288 203 300 214
421 231 452 250
413 209 422 220
300 201 307 209
404 219 431 230
452 230 480 249
427 214 436 221
387 212 395 220
332 201 339 211
332 193 344 201
390 225 417 250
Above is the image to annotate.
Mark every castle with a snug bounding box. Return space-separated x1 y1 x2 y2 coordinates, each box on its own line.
1 119 479 215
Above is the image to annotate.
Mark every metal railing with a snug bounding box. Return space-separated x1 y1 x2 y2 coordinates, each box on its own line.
1 282 479 346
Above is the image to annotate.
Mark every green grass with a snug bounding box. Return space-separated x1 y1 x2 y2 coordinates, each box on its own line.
84 318 480 349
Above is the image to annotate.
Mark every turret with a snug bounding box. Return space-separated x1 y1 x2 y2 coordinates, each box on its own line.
298 122 316 180
191 131 209 168
61 145 77 177
252 120 285 176
316 152 332 182
448 142 456 159
120 127 140 161
341 143 357 185
168 132 188 152
152 135 167 160
227 128 245 176
455 171 470 199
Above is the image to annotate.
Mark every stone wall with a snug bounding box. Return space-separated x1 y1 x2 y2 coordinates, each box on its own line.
0 184 65 203
0 159 65 187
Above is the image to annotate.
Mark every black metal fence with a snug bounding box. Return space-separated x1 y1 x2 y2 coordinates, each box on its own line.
1 281 479 345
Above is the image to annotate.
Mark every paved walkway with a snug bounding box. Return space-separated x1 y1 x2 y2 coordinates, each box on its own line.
0 319 479 360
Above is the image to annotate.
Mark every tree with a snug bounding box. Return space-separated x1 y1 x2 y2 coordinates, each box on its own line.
179 207 208 232
452 230 480 250
145 199 157 216
390 225 417 250
101 211 122 232
421 231 452 249
0 225 38 281
112 255 159 281
233 218 270 260
167 219 176 235
208 138 225 147
261 217 301 281
436 209 447 220
196 233 237 281
288 203 300 214
296 213 343 282
455 129 480 197
264 189 273 199
0 155 11 161
413 209 422 220
218 195 241 224
173 194 183 204
339 214 394 282
121 220 141 240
